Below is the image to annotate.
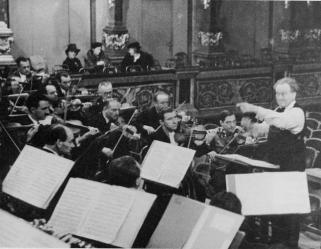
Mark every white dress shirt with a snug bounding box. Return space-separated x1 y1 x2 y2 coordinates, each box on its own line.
168 131 178 145
256 101 305 135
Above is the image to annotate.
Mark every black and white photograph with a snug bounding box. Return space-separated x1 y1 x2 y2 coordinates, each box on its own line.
0 0 320 248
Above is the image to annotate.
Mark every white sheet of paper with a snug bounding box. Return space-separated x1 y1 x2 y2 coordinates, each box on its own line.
141 140 196 188
0 210 69 248
226 172 311 215
216 153 279 169
113 189 157 248
183 206 244 249
49 178 136 245
2 145 74 209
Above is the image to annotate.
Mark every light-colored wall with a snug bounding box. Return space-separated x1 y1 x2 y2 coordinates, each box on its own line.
9 0 188 70
9 0 91 71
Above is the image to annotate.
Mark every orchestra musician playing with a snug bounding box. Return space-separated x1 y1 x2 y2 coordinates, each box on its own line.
237 77 306 249
207 110 245 154
86 99 120 134
150 107 179 145
134 91 170 137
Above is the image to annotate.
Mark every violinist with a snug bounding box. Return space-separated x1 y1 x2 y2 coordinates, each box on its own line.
85 99 120 134
207 110 244 154
134 91 170 137
151 107 179 145
240 112 268 144
8 57 42 92
72 110 140 180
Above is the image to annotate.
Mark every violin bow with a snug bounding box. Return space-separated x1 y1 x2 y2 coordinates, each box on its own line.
111 109 138 154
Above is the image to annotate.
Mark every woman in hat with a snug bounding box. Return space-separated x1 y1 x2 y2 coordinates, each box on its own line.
85 42 110 69
120 42 155 72
62 43 83 74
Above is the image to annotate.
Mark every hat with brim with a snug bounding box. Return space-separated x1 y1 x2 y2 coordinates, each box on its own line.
65 43 80 55
91 42 102 49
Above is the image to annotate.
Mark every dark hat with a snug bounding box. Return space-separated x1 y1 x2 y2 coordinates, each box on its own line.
91 42 102 49
127 42 141 50
65 43 80 55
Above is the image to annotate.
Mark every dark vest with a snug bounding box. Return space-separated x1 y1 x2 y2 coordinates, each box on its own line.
266 103 306 171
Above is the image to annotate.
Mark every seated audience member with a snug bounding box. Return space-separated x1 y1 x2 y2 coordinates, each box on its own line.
151 107 179 145
108 156 141 188
42 125 75 158
240 112 268 144
120 42 154 72
86 99 121 134
207 110 244 153
62 43 83 74
85 42 110 68
134 91 170 136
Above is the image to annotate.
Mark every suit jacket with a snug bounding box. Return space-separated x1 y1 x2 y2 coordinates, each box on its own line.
150 126 170 144
86 112 111 134
134 106 160 136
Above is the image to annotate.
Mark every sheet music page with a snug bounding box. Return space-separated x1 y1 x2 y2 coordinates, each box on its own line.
77 185 136 245
141 141 195 188
226 172 311 215
113 190 156 248
2 145 74 209
183 206 244 249
48 178 97 234
216 153 278 169
0 210 69 248
141 141 170 182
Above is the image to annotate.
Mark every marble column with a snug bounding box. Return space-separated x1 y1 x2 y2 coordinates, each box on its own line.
103 0 129 64
192 0 225 66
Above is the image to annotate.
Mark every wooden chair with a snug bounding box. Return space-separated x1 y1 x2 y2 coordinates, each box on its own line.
306 118 320 130
306 146 320 169
312 130 321 140
307 112 321 122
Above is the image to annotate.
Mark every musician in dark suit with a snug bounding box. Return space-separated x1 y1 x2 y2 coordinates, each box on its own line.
86 99 120 134
120 42 154 72
42 125 75 158
134 91 170 137
237 77 306 249
8 57 42 93
151 107 179 145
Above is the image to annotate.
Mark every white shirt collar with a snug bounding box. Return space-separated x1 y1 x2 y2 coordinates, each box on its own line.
42 145 59 155
285 101 296 111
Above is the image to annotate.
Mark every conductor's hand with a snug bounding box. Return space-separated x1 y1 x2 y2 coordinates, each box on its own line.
207 151 217 161
236 102 259 114
102 147 113 158
143 125 156 135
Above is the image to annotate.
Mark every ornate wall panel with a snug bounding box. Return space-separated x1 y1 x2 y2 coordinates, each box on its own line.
196 76 273 110
291 72 321 99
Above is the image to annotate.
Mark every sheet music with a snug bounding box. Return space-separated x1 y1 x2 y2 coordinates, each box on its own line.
2 145 74 209
216 153 279 169
48 178 96 233
77 185 136 244
113 190 156 248
226 172 311 215
49 178 136 245
183 206 244 249
0 210 69 248
141 141 196 188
